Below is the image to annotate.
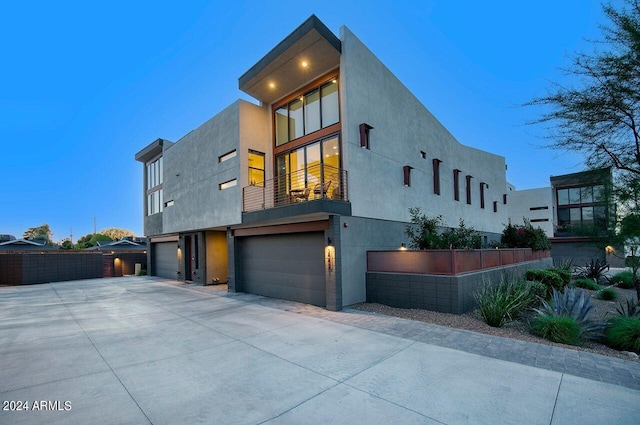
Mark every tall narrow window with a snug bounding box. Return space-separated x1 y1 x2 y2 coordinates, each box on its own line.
503 194 507 205
359 123 373 149
480 182 487 209
432 159 442 195
146 156 163 216
493 201 498 212
248 150 265 186
321 79 339 126
466 175 473 205
289 98 304 140
403 166 412 187
453 169 461 201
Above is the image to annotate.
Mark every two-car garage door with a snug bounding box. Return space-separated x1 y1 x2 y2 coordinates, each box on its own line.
237 232 326 307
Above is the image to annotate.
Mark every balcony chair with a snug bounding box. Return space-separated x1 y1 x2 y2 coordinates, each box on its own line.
313 181 332 198
290 187 310 202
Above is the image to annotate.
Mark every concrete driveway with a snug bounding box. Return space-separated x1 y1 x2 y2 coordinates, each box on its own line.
1 277 639 425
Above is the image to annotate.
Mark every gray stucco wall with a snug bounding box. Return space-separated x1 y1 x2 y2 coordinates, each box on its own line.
338 215 409 306
161 100 269 233
339 26 508 235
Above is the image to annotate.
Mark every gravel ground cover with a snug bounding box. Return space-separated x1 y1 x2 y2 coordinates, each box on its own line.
352 285 640 363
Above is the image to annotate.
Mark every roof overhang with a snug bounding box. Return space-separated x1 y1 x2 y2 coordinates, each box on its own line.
135 138 173 163
238 15 341 105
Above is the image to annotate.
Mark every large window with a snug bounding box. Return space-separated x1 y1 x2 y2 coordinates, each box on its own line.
556 184 607 230
276 136 340 200
146 156 163 216
275 78 339 147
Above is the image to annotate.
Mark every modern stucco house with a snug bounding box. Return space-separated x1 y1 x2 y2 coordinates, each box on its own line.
507 168 620 266
135 15 516 310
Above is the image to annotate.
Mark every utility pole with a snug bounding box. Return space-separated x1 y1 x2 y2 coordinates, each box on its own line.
93 217 97 235
70 228 73 243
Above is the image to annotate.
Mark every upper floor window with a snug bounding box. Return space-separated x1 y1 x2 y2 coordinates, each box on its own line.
248 150 265 186
274 78 339 147
556 184 608 231
146 156 163 216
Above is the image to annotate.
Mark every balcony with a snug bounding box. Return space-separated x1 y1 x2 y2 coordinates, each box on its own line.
242 165 350 221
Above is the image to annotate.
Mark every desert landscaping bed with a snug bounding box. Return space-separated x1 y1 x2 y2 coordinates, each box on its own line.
352 285 640 363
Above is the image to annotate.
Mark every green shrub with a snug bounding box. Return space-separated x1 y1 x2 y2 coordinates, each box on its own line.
597 288 617 301
474 278 537 328
610 271 635 289
532 288 606 342
549 268 571 286
528 280 547 302
573 278 601 291
605 317 640 352
500 220 551 252
405 209 481 249
525 269 565 296
531 315 582 345
137 269 147 276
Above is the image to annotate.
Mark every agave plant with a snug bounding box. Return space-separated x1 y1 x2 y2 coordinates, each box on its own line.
612 297 640 318
533 288 606 340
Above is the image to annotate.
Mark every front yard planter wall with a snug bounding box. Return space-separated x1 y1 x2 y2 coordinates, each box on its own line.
366 249 552 314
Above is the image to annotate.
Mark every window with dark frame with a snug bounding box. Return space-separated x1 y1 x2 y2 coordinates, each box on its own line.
432 159 442 195
493 201 497 212
453 169 461 201
466 175 473 204
274 78 339 147
480 182 487 209
359 123 373 149
403 165 412 187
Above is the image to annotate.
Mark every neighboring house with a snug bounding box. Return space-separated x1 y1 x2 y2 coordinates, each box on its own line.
135 15 516 310
508 187 554 237
85 238 148 277
0 239 58 251
549 168 621 266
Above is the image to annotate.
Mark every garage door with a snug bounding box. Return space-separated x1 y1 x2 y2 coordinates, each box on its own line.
237 232 326 307
153 242 178 279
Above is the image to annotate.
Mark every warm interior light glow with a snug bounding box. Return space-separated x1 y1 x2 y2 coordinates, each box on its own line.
269 82 275 88
331 79 337 84
605 245 615 254
301 60 308 67
399 243 407 251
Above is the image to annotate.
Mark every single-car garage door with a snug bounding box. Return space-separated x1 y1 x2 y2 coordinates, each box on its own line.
237 232 326 307
153 242 178 279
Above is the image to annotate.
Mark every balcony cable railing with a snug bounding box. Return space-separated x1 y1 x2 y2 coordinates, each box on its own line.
243 164 348 212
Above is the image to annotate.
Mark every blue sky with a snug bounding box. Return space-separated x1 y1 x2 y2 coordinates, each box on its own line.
1 0 611 242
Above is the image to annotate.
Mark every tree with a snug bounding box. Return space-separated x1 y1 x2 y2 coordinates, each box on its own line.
60 240 74 250
75 233 113 249
620 214 640 299
99 228 134 241
23 223 53 244
528 0 640 179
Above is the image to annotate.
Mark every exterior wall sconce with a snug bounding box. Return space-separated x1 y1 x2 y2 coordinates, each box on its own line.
327 237 332 246
605 245 615 254
325 245 335 271
399 243 407 251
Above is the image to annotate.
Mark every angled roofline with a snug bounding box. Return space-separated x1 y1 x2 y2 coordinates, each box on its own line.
238 14 341 89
